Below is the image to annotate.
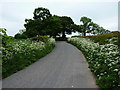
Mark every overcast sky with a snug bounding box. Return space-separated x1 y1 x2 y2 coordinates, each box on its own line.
0 0 119 36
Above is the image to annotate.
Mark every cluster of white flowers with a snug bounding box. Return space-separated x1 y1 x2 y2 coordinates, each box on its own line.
2 38 55 63
47 38 56 46
106 37 118 44
13 39 45 53
2 38 55 78
68 37 119 88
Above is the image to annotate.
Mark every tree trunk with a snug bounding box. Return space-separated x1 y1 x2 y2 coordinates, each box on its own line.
83 31 86 36
62 31 66 38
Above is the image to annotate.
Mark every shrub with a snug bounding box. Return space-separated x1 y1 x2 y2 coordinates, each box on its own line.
32 36 49 42
2 38 55 78
55 37 67 41
14 33 28 39
68 37 120 88
72 32 120 45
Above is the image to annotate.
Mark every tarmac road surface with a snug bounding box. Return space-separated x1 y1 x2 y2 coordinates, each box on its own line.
2 41 98 88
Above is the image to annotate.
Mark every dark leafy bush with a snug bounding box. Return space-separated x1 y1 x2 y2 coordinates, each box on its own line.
55 37 67 41
14 33 28 39
32 36 49 42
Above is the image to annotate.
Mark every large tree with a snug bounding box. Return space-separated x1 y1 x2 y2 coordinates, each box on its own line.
43 15 62 38
24 7 76 38
24 19 42 37
24 7 52 37
60 16 74 38
80 16 91 36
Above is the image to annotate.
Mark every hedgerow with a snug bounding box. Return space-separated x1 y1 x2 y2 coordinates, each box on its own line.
2 38 55 78
72 32 120 45
68 37 120 88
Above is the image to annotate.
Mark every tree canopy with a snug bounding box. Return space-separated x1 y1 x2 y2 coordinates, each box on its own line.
80 17 92 36
60 16 74 38
21 7 76 38
33 7 52 21
78 16 111 36
14 7 111 39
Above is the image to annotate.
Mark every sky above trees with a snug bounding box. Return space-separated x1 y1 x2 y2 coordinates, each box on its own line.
0 0 119 36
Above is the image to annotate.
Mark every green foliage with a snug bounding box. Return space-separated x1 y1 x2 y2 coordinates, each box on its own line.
71 24 81 33
24 9 62 38
24 19 43 37
0 28 14 46
68 37 120 88
79 17 111 36
32 36 49 42
2 38 55 78
23 7 53 37
0 28 15 78
55 37 68 41
33 7 52 21
0 28 7 35
1 28 55 78
89 22 100 35
60 16 74 38
43 15 62 37
14 33 27 39
25 7 111 38
80 16 91 36
24 7 76 38
91 33 119 45
14 29 28 39
73 32 120 45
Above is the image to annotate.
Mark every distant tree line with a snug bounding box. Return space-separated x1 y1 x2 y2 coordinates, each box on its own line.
15 7 111 39
79 17 111 36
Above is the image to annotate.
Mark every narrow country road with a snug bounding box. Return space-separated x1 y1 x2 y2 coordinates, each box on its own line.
2 42 98 88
